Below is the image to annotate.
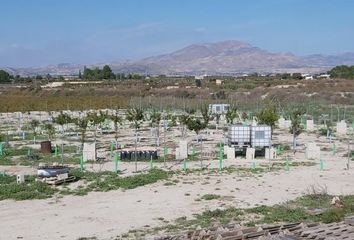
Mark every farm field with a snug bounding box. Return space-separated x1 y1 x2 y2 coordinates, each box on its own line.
0 108 353 240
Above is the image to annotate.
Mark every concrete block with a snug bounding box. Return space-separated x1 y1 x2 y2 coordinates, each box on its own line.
83 142 96 162
265 147 276 160
336 120 347 135
17 174 25 184
223 145 229 154
306 143 321 160
176 140 188 160
246 148 255 160
278 117 291 129
306 120 315 131
226 146 235 161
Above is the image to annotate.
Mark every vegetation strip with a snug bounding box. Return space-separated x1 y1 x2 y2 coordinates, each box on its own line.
0 169 171 201
121 194 354 238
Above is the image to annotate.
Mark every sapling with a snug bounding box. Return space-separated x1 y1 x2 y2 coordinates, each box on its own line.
108 108 123 149
87 110 107 143
44 123 55 141
186 117 207 168
179 114 191 139
29 119 40 144
149 109 161 147
289 107 305 153
53 111 72 135
73 115 89 150
200 105 212 161
126 107 145 172
256 103 279 137
226 107 238 124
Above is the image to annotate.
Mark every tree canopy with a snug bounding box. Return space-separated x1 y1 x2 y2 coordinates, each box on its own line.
328 65 354 79
256 104 279 130
83 65 115 80
0 70 12 83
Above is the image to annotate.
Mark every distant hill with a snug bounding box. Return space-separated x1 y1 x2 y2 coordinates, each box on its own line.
2 40 354 76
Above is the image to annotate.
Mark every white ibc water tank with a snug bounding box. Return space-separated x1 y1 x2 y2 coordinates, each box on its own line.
228 125 251 146
251 125 271 147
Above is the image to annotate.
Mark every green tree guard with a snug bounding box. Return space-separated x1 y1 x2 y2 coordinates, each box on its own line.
275 145 280 155
150 155 154 170
163 146 168 167
80 155 84 172
218 142 223 173
332 143 336 155
285 156 289 171
320 159 324 171
0 143 3 156
183 159 187 173
54 145 59 157
27 148 32 157
252 161 256 170
115 153 120 174
110 142 115 158
192 145 196 161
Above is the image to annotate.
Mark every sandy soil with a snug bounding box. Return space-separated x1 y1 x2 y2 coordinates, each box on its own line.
0 111 353 240
1 134 354 240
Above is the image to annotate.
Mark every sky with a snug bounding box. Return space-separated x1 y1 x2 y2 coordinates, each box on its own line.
1 0 354 67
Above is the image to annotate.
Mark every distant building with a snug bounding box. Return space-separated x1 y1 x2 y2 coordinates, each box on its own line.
302 74 313 80
195 75 206 80
317 74 330 79
209 104 230 114
63 75 77 81
215 79 223 85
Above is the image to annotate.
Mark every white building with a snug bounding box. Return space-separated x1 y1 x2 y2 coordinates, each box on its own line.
209 104 230 114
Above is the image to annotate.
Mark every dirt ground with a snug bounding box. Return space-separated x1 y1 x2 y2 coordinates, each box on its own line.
0 111 353 240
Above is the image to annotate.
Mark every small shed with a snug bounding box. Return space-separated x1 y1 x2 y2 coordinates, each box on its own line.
209 104 230 114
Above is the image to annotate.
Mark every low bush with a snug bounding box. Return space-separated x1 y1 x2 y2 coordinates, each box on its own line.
322 208 345 223
200 194 221 201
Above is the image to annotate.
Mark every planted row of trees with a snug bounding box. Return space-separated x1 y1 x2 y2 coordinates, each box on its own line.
82 65 143 80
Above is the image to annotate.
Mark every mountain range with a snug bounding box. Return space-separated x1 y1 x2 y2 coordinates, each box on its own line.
3 40 354 76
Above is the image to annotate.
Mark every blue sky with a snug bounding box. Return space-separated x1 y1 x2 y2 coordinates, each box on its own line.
1 0 354 67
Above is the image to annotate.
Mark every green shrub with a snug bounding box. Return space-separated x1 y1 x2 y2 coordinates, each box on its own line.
0 178 57 201
201 194 221 201
321 208 345 223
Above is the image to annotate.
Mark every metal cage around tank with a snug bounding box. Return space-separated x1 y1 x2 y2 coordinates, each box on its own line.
227 124 271 148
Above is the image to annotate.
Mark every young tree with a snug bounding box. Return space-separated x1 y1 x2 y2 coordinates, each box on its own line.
226 107 238 124
44 123 55 141
179 114 191 139
201 105 211 127
289 107 306 153
186 117 207 167
73 116 89 150
87 110 108 143
126 108 145 171
53 111 72 134
256 104 279 135
29 119 40 144
149 109 161 147
213 113 221 125
108 108 123 148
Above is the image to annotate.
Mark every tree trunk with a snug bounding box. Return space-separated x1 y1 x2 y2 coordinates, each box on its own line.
135 127 138 172
115 122 118 149
199 133 203 168
293 132 296 154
